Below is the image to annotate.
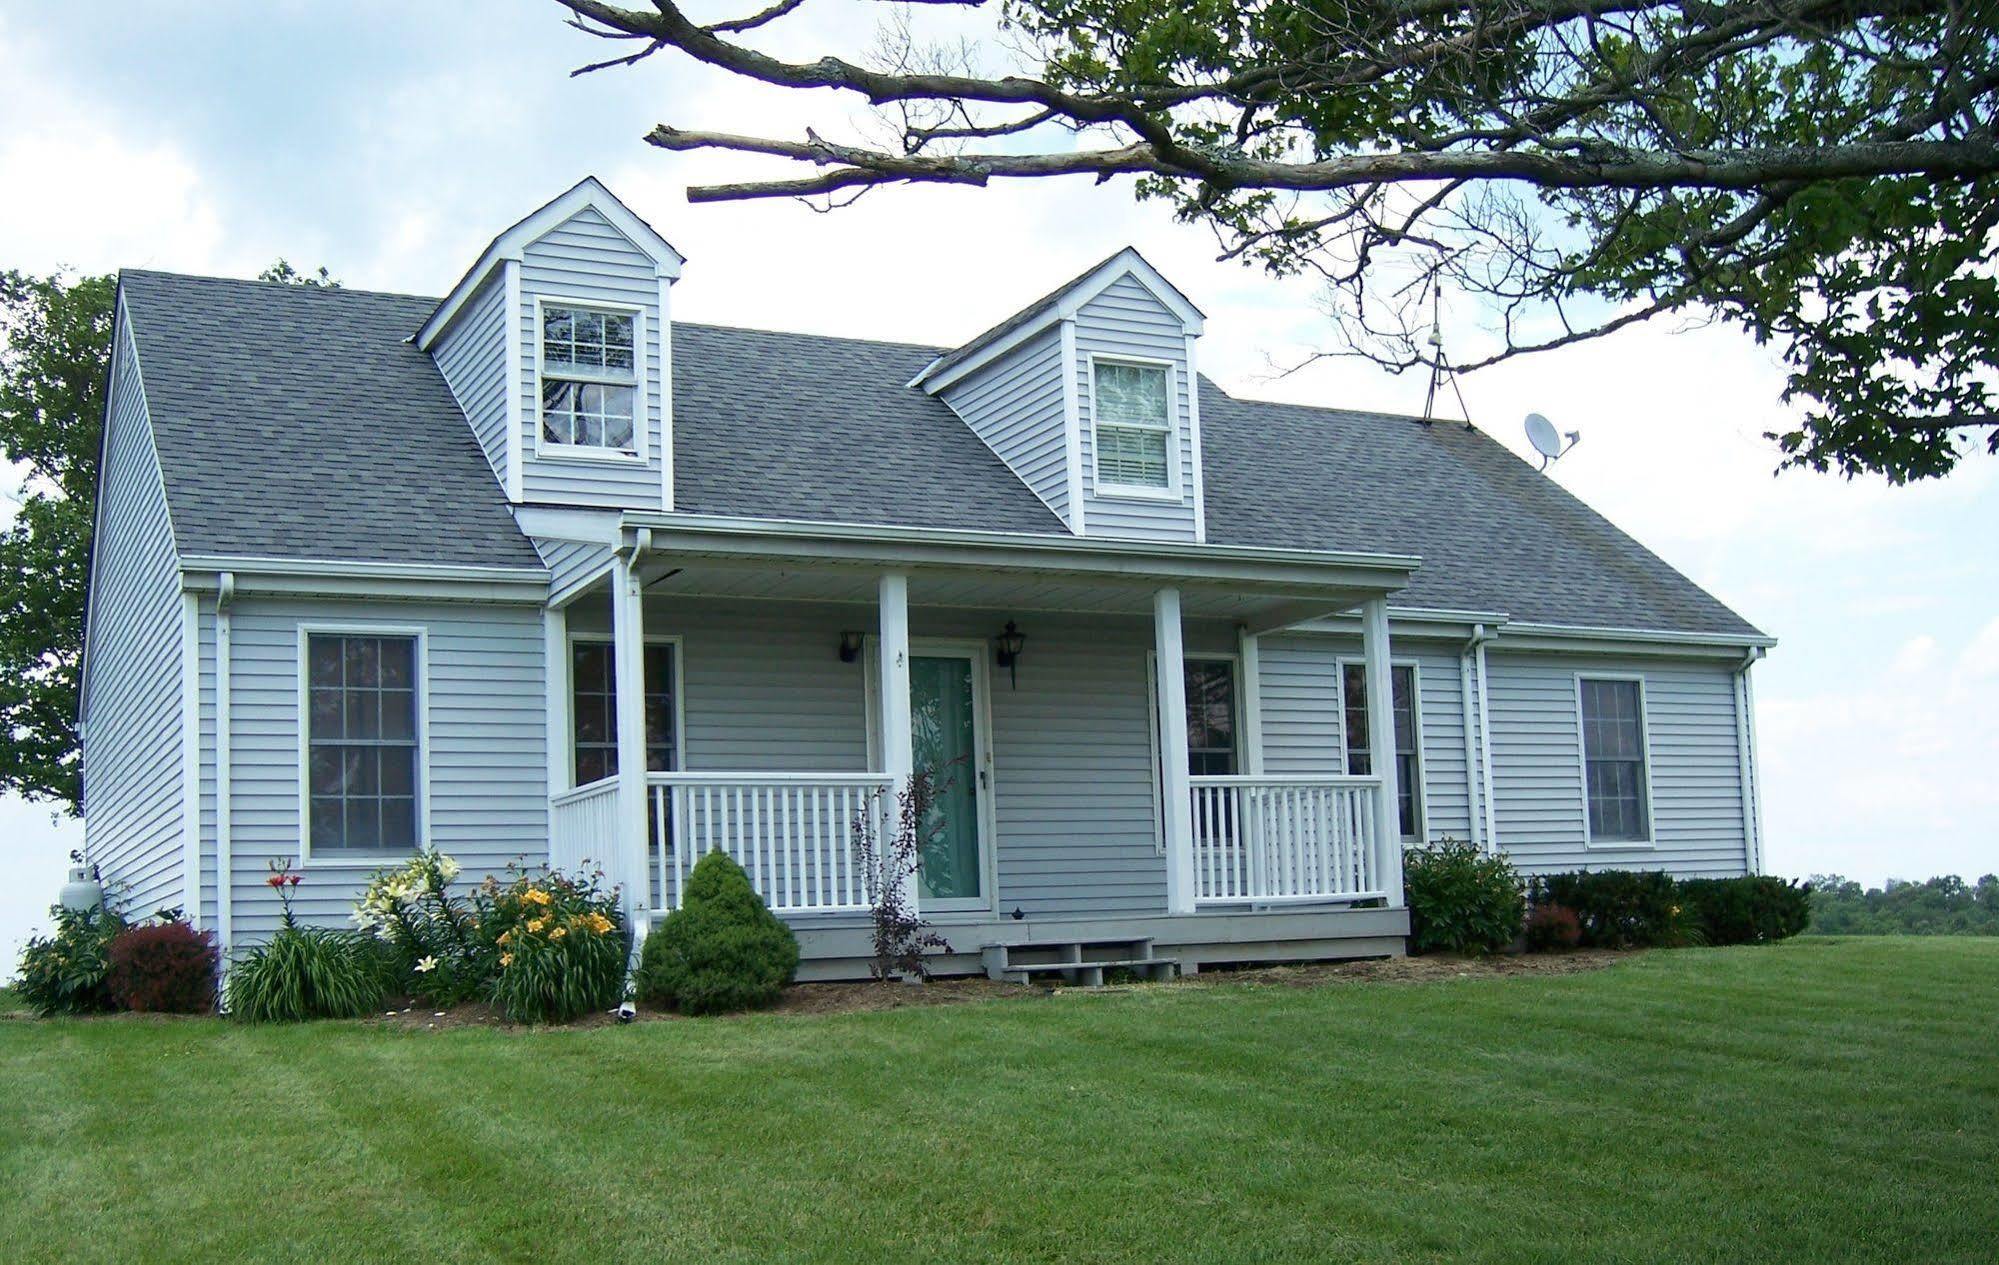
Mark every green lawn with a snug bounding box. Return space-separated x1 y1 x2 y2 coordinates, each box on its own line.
3 939 1993 1264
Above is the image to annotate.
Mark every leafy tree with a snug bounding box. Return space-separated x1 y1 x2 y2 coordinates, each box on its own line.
0 261 338 810
257 259 341 289
559 0 1999 482
1805 873 1999 935
0 270 114 809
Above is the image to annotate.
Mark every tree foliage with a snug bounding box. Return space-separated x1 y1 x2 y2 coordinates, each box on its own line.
0 270 114 809
1806 873 1999 935
559 0 1999 481
1 262 337 810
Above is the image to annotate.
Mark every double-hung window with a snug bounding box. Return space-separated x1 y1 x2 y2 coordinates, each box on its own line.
1342 663 1422 839
1092 360 1172 490
571 640 678 784
1183 658 1238 777
540 303 638 454
1579 677 1650 842
306 633 420 853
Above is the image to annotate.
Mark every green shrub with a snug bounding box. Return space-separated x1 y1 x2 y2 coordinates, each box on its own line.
1403 839 1524 956
639 852 799 1014
107 919 217 1013
15 905 130 1016
1531 870 1695 948
1679 876 1812 945
226 926 389 1022
480 867 627 1024
1524 903 1583 952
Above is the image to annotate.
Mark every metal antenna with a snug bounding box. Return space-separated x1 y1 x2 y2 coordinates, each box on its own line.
1419 275 1474 430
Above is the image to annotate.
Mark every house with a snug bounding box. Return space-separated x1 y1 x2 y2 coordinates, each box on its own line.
78 178 1772 980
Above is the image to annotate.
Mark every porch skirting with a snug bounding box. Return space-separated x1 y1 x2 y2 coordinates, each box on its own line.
785 905 1409 982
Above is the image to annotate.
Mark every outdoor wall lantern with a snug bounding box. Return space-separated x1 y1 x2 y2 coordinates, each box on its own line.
995 620 1025 687
838 630 865 663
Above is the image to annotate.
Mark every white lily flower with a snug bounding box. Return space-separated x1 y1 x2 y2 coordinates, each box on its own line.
414 955 439 973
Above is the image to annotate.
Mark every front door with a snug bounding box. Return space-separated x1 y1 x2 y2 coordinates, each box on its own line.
909 652 988 910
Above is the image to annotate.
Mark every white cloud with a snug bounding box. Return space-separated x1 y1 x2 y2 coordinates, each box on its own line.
1889 635 1940 677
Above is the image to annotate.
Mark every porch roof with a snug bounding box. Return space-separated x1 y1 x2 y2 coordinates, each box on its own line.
618 513 1418 626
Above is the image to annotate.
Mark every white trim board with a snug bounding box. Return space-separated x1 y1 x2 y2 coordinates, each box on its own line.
416 176 683 351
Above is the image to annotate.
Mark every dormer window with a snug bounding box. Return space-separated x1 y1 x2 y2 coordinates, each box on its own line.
539 302 640 456
1092 358 1173 491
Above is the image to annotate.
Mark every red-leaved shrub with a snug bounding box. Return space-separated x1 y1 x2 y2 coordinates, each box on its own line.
107 920 218 1013
1524 903 1583 953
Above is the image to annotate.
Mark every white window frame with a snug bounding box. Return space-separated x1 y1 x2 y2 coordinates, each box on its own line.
533 295 648 465
1088 353 1181 501
564 631 684 789
1574 672 1656 849
295 623 431 868
1336 656 1428 843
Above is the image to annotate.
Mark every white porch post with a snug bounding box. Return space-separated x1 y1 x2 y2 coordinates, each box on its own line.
876 573 915 911
1154 588 1196 913
611 554 650 931
1361 598 1405 907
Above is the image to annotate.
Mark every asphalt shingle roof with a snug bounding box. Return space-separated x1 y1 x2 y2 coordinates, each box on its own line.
117 270 1758 636
120 271 541 568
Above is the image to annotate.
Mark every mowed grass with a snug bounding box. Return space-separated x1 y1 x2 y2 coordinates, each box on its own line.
2 938 1994 1264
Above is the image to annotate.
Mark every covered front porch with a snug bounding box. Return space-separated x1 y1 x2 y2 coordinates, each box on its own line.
541 517 1418 978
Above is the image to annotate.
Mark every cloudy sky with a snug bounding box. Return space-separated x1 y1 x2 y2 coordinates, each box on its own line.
2 2 1993 953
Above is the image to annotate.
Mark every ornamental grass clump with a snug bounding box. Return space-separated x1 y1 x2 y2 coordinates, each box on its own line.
639 851 799 1015
15 903 129 1016
353 849 482 1005
226 861 389 1022
479 866 627 1024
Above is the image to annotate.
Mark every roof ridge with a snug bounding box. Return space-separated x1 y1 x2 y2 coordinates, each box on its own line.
119 267 438 304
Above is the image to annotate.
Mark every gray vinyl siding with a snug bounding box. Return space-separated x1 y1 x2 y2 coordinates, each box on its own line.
533 535 615 606
517 207 668 507
1254 633 1475 843
1486 652 1751 877
430 272 510 492
81 309 187 918
1074 275 1200 541
939 325 1072 526
213 596 548 943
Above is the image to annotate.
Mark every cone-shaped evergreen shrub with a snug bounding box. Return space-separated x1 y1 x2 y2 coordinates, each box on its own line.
639 852 799 1014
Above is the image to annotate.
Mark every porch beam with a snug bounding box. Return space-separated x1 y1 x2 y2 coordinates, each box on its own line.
1361 598 1406 908
1239 600 1353 637
611 553 650 930
1155 588 1197 914
877 573 916 913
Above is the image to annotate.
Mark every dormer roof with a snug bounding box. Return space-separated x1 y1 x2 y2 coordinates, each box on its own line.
910 246 1205 394
414 176 684 351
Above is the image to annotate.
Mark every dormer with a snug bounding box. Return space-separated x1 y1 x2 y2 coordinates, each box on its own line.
914 248 1207 542
417 178 684 511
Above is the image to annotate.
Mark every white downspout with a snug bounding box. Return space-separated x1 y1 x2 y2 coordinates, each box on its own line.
1457 631 1482 851
1472 624 1500 853
1734 648 1767 875
215 572 236 965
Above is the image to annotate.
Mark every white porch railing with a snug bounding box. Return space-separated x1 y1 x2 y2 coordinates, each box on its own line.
549 776 621 879
1188 775 1386 906
650 772 893 915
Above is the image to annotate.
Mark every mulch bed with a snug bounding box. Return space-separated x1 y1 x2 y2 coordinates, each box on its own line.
361 949 1629 1030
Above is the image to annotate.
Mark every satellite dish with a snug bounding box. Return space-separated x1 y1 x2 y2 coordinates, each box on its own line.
1524 412 1581 469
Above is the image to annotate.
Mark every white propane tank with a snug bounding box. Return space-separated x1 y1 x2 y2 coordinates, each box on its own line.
58 862 104 912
